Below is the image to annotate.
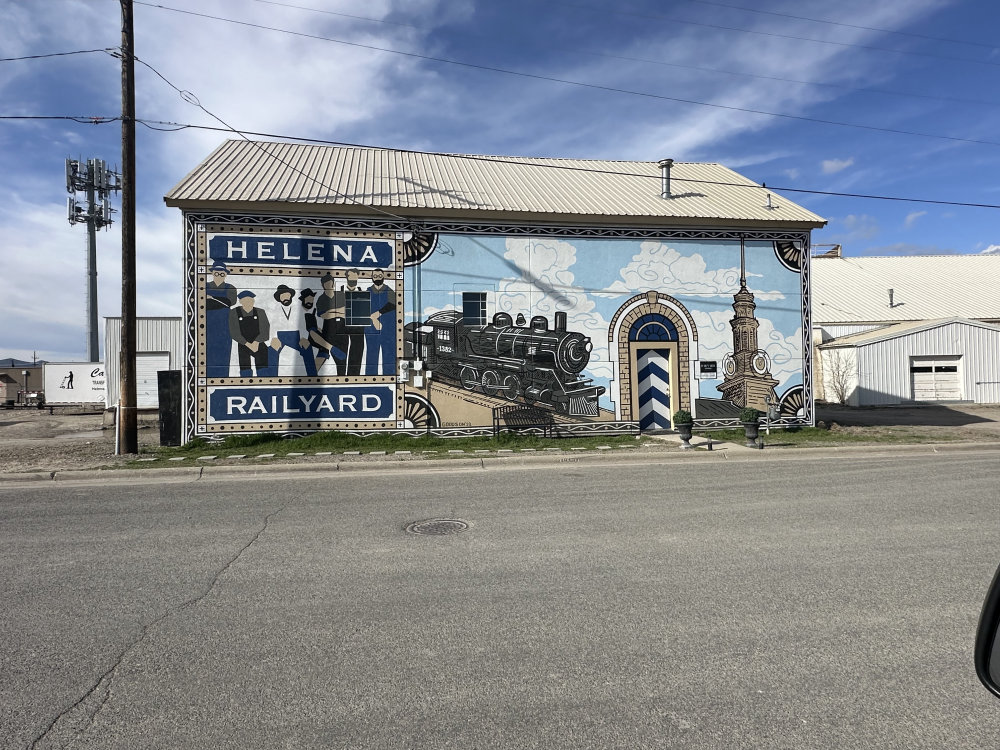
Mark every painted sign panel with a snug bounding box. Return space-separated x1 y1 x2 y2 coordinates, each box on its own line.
207 385 395 423
190 224 405 435
42 362 106 404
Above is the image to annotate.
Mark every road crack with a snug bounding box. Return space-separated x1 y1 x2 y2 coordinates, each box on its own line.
27 505 285 750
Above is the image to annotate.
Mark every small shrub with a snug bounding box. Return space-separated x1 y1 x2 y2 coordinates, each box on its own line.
672 409 693 425
739 407 761 423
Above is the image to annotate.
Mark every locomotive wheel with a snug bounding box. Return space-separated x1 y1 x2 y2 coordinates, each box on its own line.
500 374 520 401
402 393 440 429
460 367 479 390
481 370 500 397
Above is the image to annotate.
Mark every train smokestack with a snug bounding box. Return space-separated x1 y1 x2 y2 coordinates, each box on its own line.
554 311 567 331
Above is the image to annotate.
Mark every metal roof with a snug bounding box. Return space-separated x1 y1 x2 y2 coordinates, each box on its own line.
164 140 826 227
812 255 1000 325
817 317 1000 348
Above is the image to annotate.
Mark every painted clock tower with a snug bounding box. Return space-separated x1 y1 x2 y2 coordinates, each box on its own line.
717 239 778 410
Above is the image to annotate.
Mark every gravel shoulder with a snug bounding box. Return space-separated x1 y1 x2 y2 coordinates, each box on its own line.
2 403 999 475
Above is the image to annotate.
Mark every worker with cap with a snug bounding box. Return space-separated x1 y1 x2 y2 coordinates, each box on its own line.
205 261 237 377
228 290 271 377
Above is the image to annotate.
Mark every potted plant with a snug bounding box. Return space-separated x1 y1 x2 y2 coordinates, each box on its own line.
673 409 694 449
739 407 761 448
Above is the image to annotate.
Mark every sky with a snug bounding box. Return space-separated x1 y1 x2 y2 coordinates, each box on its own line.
2 0 1000 362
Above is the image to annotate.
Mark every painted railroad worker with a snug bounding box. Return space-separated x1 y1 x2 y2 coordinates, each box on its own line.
365 268 396 375
267 284 320 376
343 268 366 376
205 261 237 377
315 272 348 374
228 291 270 377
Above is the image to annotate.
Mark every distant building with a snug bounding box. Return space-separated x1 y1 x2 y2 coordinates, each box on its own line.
0 359 43 404
812 253 1000 405
104 318 183 409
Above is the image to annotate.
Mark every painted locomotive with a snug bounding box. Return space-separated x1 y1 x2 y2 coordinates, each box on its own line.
404 310 605 416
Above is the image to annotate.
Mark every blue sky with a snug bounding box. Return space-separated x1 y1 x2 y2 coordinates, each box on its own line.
2 0 999 361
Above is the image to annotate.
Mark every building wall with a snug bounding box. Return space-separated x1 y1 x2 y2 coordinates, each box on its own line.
105 317 184 407
180 213 815 440
818 347 860 406
851 322 1000 405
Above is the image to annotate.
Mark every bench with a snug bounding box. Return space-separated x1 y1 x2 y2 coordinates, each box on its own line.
492 405 556 438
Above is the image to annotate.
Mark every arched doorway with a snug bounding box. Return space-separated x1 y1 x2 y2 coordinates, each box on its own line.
609 292 697 430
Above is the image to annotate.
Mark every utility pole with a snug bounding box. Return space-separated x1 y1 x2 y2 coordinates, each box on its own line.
66 157 120 362
119 0 138 454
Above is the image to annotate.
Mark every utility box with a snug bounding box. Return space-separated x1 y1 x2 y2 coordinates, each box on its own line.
157 370 182 446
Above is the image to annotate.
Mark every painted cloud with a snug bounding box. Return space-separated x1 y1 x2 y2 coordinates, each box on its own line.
497 238 615 378
595 241 784 300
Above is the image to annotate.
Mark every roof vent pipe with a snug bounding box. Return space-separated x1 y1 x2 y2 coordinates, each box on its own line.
888 288 894 308
658 159 674 199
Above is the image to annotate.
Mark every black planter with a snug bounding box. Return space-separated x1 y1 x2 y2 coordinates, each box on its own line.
741 421 759 448
675 421 693 449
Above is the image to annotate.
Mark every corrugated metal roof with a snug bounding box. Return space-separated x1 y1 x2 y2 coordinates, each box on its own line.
817 317 1000 347
164 140 826 226
812 255 1000 324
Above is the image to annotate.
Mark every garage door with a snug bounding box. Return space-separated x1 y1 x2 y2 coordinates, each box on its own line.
136 352 170 408
910 356 962 401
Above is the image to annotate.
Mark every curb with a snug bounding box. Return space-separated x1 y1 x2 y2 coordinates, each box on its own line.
2 440 999 484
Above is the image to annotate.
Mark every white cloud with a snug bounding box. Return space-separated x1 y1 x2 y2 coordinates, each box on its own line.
980 244 1000 255
904 211 928 229
833 214 881 242
821 158 855 175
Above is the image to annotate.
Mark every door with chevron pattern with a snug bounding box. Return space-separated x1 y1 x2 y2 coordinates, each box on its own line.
636 348 672 431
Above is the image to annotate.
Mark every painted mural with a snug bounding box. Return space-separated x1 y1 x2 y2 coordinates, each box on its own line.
183 218 810 438
401 233 807 432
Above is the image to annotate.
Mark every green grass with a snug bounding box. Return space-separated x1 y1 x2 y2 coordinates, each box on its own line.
694 426 962 447
135 429 650 463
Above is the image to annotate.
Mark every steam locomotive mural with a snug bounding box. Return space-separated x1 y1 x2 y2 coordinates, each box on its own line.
404 309 605 417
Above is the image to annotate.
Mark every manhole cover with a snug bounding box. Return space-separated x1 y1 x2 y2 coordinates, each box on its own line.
406 518 470 535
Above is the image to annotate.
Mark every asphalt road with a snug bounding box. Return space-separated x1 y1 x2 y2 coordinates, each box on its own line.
3 451 1000 749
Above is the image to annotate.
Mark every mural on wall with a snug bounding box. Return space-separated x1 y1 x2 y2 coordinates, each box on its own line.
400 232 808 431
182 217 810 438
191 225 405 434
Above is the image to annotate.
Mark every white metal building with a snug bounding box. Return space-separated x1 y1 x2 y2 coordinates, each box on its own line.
812 253 1000 404
818 318 1000 406
104 317 183 409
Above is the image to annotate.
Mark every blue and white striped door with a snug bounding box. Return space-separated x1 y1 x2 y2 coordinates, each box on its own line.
637 349 672 431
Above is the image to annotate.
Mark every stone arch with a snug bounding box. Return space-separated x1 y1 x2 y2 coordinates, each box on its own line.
608 292 698 423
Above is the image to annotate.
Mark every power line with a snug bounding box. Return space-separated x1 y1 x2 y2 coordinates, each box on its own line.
546 0 1000 69
132 56 411 223
235 0 1000 111
686 0 998 52
0 48 116 62
0 114 119 124
131 118 1000 211
132 3 1000 149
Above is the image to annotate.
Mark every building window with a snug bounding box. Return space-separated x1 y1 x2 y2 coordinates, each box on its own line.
462 292 487 326
346 291 370 326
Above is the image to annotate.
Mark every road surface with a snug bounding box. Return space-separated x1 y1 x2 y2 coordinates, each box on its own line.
3 450 999 748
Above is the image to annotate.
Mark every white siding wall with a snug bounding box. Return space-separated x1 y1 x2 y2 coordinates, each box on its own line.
105 318 184 408
818 347 859 406
854 322 1000 405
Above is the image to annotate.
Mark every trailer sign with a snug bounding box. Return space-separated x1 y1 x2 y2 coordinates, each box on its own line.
42 362 106 404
